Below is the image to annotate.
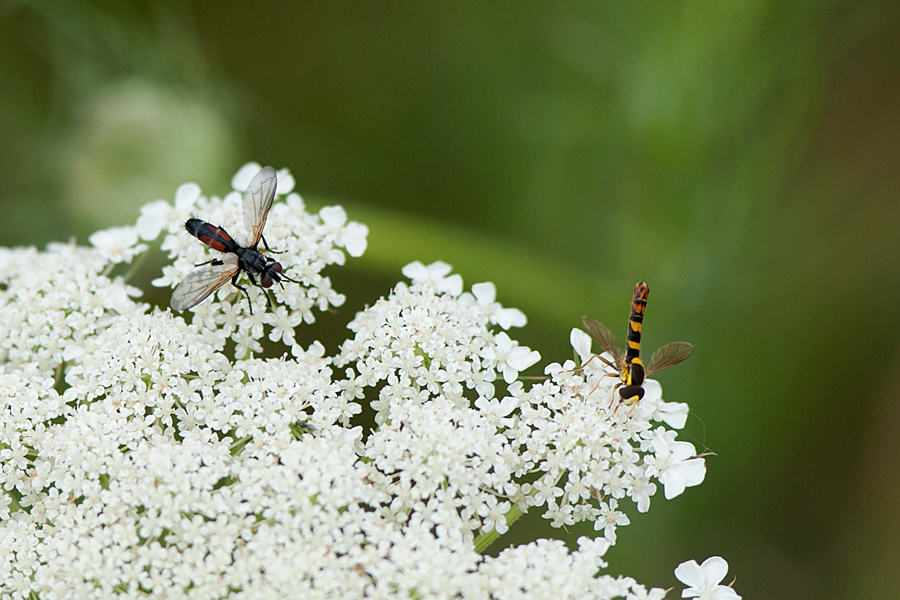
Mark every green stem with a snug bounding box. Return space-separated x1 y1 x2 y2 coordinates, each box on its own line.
473 503 524 554
230 435 252 455
473 469 568 554
120 248 148 283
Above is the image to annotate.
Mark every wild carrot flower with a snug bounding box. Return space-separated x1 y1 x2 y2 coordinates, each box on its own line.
0 163 739 599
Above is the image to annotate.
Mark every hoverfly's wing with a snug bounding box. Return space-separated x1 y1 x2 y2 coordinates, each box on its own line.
242 166 277 247
171 258 239 312
645 341 694 376
582 316 625 366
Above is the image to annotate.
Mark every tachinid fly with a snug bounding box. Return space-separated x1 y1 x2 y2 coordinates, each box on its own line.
171 166 299 314
581 282 693 405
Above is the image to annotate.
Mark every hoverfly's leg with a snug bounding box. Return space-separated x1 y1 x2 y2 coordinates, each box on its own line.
586 371 618 396
279 272 301 284
231 274 253 315
261 235 283 254
569 353 617 374
569 353 598 373
577 371 620 411
609 384 623 411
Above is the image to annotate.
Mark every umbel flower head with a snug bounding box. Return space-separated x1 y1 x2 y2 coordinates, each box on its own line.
0 163 739 599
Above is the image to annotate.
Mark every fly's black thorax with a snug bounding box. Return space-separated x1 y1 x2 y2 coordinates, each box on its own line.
236 247 269 276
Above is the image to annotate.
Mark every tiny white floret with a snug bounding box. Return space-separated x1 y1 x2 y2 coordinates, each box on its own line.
674 556 741 600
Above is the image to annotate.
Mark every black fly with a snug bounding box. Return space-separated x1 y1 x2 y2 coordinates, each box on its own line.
171 166 299 314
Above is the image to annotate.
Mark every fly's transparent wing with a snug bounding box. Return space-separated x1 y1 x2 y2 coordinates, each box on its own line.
582 316 625 368
645 341 694 375
243 166 277 246
171 259 239 312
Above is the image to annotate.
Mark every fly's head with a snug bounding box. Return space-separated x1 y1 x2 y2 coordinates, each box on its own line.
260 262 283 289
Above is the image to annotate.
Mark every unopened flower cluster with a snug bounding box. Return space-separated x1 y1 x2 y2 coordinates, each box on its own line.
0 164 740 599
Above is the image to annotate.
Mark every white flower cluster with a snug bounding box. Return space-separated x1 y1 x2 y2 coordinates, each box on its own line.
144 162 368 357
0 164 741 599
0 243 144 375
334 262 705 547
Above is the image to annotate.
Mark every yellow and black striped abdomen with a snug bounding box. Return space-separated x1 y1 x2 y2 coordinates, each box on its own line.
625 282 649 364
618 281 649 403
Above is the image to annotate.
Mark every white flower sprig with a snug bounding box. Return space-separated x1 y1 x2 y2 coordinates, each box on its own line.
145 161 368 358
0 163 740 599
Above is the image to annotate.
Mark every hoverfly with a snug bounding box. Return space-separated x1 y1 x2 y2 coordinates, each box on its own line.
581 282 693 405
171 166 299 314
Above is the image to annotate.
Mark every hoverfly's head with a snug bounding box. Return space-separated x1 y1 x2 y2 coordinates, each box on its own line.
618 384 645 405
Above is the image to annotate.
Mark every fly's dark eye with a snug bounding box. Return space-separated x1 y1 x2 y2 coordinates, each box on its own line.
261 276 274 288
272 262 283 274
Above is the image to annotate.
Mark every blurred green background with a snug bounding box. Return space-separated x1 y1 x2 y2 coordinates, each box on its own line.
3 1 900 598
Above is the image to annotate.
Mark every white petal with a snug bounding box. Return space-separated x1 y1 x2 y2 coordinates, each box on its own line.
655 400 689 429
471 282 497 303
661 469 686 499
275 168 295 195
498 396 518 416
508 348 540 372
174 182 202 210
231 162 262 191
496 307 527 329
671 441 698 462
440 274 463 296
570 328 593 363
136 200 171 240
402 261 428 281
319 205 348 226
679 457 707 488
426 261 453 277
286 192 305 211
63 344 85 361
714 588 742 600
343 222 369 257
700 556 730 586
674 559 704 587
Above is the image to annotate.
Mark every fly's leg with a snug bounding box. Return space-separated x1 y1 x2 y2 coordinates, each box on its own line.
263 253 301 285
231 273 253 315
261 236 283 254
246 273 274 310
196 258 224 267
